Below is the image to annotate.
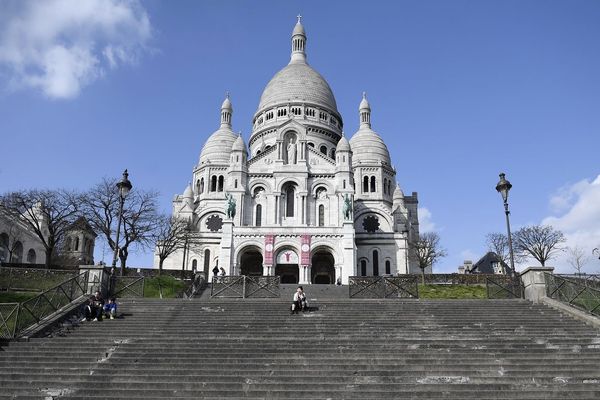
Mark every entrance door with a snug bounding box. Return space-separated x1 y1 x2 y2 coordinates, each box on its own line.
240 250 263 276
276 264 299 284
311 251 335 284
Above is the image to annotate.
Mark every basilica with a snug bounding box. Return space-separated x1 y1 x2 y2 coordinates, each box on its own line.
154 18 422 284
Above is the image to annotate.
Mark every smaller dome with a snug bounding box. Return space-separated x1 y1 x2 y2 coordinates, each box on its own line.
232 134 247 152
349 127 391 166
199 127 238 164
183 182 193 199
336 135 351 152
393 184 404 200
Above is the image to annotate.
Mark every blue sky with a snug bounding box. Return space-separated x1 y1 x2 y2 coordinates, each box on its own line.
1 0 599 273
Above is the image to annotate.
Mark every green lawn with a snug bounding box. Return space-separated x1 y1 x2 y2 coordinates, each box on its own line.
418 284 487 299
0 291 39 303
143 276 187 298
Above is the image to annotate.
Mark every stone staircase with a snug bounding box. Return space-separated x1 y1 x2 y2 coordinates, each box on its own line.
1 298 600 399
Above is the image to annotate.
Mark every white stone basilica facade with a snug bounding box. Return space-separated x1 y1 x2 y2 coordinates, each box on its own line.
154 18 421 284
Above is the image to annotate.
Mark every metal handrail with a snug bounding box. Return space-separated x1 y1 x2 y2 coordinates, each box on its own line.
0 270 89 339
545 273 600 317
210 275 281 298
349 276 419 299
485 276 523 299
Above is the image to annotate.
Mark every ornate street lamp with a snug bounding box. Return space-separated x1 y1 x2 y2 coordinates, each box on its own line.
112 169 133 272
495 173 516 278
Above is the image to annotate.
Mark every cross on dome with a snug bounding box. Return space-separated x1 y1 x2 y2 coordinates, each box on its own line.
297 14 302 23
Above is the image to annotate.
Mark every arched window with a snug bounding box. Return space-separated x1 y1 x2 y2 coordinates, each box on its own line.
65 237 72 251
330 148 336 159
191 259 197 271
318 205 325 227
255 204 262 227
211 176 217 192
307 142 315 148
370 176 376 192
285 185 295 217
218 176 224 192
385 260 391 275
360 260 367 276
203 249 211 272
383 179 387 194
373 250 379 276
320 145 327 155
363 176 369 193
74 237 80 251
234 179 238 189
343 180 346 189
27 249 36 264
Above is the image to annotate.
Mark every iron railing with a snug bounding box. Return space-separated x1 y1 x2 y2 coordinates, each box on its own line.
0 270 89 339
182 274 206 299
349 276 419 299
556 274 600 290
486 275 523 299
211 276 281 298
110 276 145 298
546 273 600 317
414 273 507 285
0 267 78 292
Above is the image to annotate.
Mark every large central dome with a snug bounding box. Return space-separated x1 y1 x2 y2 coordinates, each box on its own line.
254 17 339 116
257 62 338 112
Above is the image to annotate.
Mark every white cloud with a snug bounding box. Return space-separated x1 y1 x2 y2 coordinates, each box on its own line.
542 174 600 273
0 0 152 99
418 207 437 233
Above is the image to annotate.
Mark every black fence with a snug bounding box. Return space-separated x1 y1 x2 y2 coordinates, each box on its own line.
211 276 281 298
486 275 523 299
349 276 419 299
0 271 88 339
546 273 600 317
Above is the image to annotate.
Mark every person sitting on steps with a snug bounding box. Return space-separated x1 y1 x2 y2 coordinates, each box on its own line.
82 291 104 322
291 286 308 314
103 297 118 320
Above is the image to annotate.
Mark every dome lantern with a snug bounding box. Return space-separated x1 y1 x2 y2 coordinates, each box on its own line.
359 92 371 129
220 92 233 128
290 14 307 64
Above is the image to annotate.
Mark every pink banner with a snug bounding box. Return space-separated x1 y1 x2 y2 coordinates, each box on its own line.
301 235 311 265
264 235 275 266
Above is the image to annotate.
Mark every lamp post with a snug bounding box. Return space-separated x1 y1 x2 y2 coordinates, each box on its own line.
112 169 132 273
495 173 516 278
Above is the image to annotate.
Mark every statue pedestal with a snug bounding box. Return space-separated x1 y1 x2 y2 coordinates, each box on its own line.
218 220 234 275
341 220 356 284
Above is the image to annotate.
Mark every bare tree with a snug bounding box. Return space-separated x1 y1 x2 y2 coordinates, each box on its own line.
565 245 590 275
0 189 80 267
81 178 158 274
1 219 25 263
485 232 510 266
152 215 190 274
513 225 566 267
411 232 447 284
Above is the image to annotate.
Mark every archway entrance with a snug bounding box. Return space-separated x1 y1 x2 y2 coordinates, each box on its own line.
240 249 263 276
275 249 299 284
311 251 335 284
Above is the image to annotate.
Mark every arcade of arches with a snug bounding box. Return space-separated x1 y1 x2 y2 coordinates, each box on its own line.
237 247 336 284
